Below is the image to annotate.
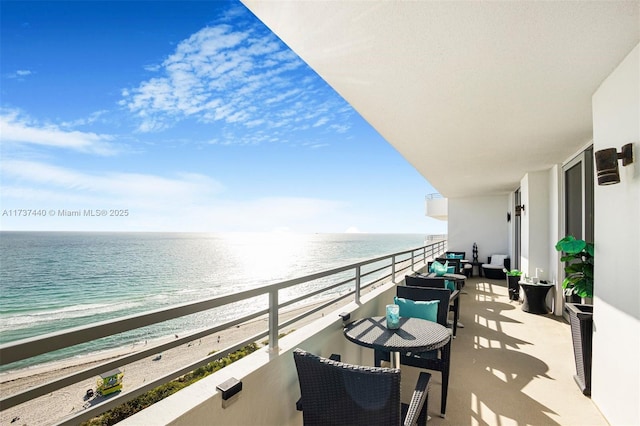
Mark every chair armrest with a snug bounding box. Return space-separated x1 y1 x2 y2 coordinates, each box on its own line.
403 371 431 426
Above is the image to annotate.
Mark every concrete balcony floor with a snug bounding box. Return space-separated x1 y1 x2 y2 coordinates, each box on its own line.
416 276 606 425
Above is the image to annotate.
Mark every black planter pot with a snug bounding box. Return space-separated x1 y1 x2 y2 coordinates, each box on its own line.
507 275 521 300
566 303 593 396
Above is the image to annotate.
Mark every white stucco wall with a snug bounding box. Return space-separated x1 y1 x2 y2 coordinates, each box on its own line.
548 165 563 315
591 43 640 426
448 195 511 263
519 171 551 280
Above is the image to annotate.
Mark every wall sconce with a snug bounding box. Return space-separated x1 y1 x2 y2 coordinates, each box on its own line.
594 143 634 185
515 205 525 216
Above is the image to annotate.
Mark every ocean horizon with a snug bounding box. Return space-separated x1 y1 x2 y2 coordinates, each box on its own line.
0 231 437 371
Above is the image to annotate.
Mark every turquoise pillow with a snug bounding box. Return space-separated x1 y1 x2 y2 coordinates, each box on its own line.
446 254 463 259
447 266 456 274
445 280 456 291
430 260 447 276
394 296 439 323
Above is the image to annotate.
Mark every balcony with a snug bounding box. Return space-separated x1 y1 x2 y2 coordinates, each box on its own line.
425 193 448 221
0 241 606 425
121 279 605 426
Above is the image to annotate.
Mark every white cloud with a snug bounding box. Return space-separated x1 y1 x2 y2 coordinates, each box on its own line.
0 111 118 155
121 11 353 141
0 159 350 233
0 160 224 206
6 70 33 79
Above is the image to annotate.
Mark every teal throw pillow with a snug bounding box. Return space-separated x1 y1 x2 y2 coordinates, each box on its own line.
394 296 439 323
447 266 456 274
445 280 456 291
431 260 447 276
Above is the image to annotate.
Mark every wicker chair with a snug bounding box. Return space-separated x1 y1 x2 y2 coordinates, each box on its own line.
444 252 473 276
293 348 431 426
481 255 511 279
375 285 453 418
404 275 460 337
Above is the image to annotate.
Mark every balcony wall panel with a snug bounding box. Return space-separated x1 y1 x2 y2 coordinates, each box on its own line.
448 195 510 261
591 43 640 426
119 282 397 426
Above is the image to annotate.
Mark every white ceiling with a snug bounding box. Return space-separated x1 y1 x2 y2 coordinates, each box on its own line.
241 1 639 198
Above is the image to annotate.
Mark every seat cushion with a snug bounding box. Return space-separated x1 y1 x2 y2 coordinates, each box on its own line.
482 264 504 270
490 254 508 266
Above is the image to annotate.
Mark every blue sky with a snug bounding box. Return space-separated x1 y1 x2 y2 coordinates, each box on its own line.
0 1 445 234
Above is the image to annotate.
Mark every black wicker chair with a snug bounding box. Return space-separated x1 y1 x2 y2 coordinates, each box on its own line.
481 255 511 279
436 257 464 275
374 285 453 418
405 275 460 337
444 251 472 276
293 348 431 426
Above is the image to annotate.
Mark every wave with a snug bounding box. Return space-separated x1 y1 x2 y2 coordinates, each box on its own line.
0 301 144 332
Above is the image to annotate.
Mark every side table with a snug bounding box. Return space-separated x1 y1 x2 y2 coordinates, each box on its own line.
520 282 554 314
470 261 483 277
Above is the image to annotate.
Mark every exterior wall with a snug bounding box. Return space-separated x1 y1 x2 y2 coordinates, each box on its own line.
448 195 511 262
519 171 551 280
591 43 640 426
425 197 448 220
548 165 563 315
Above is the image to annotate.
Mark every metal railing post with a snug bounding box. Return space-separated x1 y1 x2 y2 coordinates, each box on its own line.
391 255 396 281
355 266 361 304
269 289 278 352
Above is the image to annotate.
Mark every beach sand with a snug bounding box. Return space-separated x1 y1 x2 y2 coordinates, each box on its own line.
0 298 346 426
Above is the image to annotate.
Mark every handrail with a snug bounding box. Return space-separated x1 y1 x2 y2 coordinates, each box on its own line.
425 193 443 200
0 239 447 421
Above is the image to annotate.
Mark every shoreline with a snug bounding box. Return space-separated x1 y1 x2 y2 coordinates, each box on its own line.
0 297 346 426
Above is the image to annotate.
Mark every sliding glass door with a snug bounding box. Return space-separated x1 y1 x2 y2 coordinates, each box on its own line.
562 147 594 308
564 147 594 244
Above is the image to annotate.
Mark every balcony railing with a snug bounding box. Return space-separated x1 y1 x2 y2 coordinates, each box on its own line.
0 239 446 425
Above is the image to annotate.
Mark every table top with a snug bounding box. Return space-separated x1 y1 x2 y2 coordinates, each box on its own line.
422 272 466 280
519 281 554 287
343 316 451 354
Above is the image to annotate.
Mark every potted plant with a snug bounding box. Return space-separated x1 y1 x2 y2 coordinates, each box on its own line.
504 269 523 300
555 235 594 396
555 235 594 300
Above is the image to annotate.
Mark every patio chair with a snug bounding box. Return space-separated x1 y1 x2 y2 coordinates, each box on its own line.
481 255 511 279
405 275 460 336
374 285 453 417
436 257 464 275
444 251 473 276
293 348 431 426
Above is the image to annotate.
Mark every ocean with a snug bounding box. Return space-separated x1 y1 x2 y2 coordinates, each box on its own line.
0 231 430 371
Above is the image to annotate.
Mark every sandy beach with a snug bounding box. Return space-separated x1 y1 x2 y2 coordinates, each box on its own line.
0 298 346 426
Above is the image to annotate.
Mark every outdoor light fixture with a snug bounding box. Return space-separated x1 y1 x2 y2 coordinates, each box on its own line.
515 205 525 216
594 143 634 185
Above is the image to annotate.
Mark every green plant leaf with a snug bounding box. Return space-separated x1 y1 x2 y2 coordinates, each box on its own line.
559 238 586 254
